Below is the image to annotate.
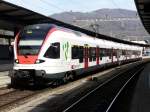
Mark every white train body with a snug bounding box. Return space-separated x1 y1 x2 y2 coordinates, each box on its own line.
10 24 142 84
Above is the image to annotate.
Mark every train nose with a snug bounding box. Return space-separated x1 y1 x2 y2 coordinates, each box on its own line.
35 70 46 77
13 70 31 78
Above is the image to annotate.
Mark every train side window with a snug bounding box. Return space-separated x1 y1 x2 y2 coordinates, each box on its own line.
89 47 92 62
107 49 112 59
133 50 138 55
103 48 106 57
99 48 102 60
92 47 96 61
106 49 111 57
106 49 108 56
72 46 79 59
44 42 60 59
100 48 104 57
109 49 112 59
79 46 83 63
138 51 141 56
122 50 126 55
113 49 117 56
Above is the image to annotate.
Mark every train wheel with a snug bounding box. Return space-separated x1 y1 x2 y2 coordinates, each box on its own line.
63 72 75 83
69 71 75 81
63 73 69 83
69 73 74 81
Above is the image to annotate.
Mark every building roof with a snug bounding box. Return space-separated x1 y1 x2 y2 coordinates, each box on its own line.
135 0 150 34
0 0 149 47
0 0 66 31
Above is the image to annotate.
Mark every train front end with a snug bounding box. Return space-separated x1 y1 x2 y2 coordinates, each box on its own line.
9 24 55 86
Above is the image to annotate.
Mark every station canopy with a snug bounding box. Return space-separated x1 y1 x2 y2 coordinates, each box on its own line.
135 0 150 34
0 0 149 47
0 0 67 31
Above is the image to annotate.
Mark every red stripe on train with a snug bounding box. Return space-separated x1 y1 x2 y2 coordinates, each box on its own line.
16 28 57 64
38 28 57 56
18 56 38 64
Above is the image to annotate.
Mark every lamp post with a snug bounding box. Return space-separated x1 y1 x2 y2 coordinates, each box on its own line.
90 24 100 39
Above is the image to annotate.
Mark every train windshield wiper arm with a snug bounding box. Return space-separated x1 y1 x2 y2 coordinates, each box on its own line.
23 53 31 58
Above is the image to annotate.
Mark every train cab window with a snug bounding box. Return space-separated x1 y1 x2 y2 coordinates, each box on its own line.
44 42 60 59
72 46 79 59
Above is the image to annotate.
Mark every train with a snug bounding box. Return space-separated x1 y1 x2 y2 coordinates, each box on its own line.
9 23 143 86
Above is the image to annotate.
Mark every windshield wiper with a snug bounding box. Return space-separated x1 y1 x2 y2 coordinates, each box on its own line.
23 53 31 58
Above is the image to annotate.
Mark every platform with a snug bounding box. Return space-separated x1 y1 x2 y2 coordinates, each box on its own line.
0 60 13 72
0 71 10 87
127 63 150 112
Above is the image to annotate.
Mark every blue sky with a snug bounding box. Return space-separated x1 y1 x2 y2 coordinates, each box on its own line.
4 0 137 16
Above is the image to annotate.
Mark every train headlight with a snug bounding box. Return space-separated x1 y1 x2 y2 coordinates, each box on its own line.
14 59 19 64
35 59 45 64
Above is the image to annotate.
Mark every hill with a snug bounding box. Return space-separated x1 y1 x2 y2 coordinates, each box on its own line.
50 9 150 41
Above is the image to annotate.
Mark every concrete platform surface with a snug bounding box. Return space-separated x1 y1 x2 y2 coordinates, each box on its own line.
0 60 13 72
0 71 10 87
128 63 150 112
0 64 13 72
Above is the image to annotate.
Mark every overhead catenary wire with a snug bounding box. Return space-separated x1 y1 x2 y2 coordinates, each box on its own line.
10 0 51 16
38 0 76 16
38 0 65 12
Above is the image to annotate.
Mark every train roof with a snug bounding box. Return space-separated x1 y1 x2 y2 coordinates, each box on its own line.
23 23 56 30
24 23 148 47
0 0 149 47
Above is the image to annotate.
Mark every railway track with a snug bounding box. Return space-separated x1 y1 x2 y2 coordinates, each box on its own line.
105 66 144 112
0 60 147 112
0 87 14 96
0 88 37 111
63 62 145 112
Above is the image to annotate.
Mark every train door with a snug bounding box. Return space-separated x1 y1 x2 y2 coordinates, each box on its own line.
84 44 88 69
96 47 99 65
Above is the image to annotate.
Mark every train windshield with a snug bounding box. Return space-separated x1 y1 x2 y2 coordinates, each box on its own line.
18 24 54 55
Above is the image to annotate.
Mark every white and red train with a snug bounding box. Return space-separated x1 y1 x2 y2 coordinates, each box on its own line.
9 23 143 85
